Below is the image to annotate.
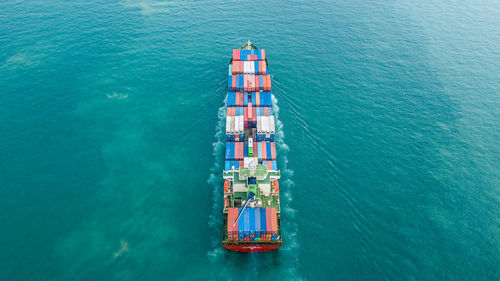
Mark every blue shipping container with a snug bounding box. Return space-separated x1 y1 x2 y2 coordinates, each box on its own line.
225 161 230 170
230 142 235 159
260 208 266 234
266 142 272 160
254 61 259 74
228 92 235 106
255 208 261 233
244 208 250 235
228 76 232 90
244 142 248 157
251 92 256 106
249 208 255 234
244 92 248 105
272 161 277 171
259 76 264 91
225 142 231 159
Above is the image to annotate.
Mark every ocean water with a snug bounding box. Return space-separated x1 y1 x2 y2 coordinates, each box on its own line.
1 0 499 280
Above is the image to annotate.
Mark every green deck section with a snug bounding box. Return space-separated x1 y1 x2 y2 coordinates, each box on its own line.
222 165 281 212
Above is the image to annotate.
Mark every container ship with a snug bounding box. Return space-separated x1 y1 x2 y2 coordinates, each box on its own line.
222 41 282 252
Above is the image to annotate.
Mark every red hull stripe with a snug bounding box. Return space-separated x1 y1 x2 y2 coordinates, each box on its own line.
223 244 281 253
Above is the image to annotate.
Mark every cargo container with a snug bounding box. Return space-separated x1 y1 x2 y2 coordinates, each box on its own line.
223 41 281 252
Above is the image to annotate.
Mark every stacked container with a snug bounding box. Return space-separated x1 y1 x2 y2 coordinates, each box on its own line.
229 208 278 242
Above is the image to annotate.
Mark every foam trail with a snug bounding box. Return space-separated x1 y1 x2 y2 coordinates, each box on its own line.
272 92 302 279
207 89 227 260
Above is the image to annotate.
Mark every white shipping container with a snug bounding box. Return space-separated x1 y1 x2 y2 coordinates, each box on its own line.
269 116 275 134
263 116 270 133
243 61 248 74
257 116 262 133
239 115 244 133
235 115 240 133
226 116 231 133
230 116 235 133
249 62 254 74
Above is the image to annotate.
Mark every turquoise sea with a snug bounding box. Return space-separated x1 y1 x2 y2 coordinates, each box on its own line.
1 0 499 280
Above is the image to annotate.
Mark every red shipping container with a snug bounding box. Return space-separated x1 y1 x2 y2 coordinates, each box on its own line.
271 208 277 234
239 160 244 167
233 61 238 74
238 92 243 106
268 161 273 170
227 208 239 234
261 49 266 60
244 107 248 125
267 75 272 91
271 142 276 160
261 142 267 160
255 75 260 91
248 103 252 119
243 75 248 92
234 142 241 160
231 75 236 91
239 142 244 159
235 92 240 106
256 92 260 107
264 107 269 116
248 75 252 92
233 49 240 61
262 75 268 91
265 208 272 234
252 107 256 122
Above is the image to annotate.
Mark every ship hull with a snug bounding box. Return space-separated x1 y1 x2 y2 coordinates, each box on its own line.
223 244 281 252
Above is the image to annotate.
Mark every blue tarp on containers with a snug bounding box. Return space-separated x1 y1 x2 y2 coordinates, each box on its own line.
249 208 255 234
260 208 266 234
266 142 272 160
244 92 248 105
228 92 235 107
225 161 230 170
259 76 264 91
251 92 256 106
244 208 250 235
272 161 277 171
244 142 248 157
225 142 231 159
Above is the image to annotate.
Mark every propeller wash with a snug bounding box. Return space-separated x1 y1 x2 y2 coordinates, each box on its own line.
222 41 282 252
